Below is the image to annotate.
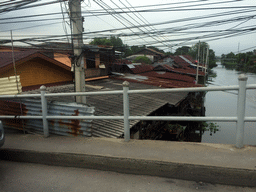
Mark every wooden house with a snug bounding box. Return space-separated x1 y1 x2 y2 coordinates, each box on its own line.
0 50 73 91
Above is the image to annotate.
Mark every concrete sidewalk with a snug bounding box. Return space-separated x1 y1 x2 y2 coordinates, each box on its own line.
0 134 256 187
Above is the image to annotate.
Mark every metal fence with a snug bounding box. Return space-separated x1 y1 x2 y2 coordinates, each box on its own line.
0 98 94 136
0 74 255 148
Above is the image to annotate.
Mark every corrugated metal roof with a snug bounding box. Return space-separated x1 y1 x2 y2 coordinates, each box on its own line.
0 98 94 136
112 74 201 88
129 64 154 74
174 55 205 69
174 56 190 67
0 75 22 95
134 48 165 57
22 78 188 138
139 71 195 83
157 64 205 76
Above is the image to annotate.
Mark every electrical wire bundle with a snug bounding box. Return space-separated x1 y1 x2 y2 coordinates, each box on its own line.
0 0 255 53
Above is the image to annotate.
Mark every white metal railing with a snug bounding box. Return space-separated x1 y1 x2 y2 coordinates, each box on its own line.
0 74 256 148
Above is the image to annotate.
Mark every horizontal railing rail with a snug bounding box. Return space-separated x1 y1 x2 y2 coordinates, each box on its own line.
0 74 255 148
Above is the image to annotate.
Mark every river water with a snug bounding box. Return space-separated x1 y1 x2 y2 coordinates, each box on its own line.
202 63 256 145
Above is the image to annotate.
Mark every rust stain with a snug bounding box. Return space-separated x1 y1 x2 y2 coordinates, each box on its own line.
0 100 28 129
49 120 55 126
56 109 82 136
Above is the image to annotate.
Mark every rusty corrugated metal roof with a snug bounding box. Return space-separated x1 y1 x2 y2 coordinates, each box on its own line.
112 74 201 88
0 98 94 136
22 78 189 138
157 64 205 76
128 64 154 74
139 71 195 83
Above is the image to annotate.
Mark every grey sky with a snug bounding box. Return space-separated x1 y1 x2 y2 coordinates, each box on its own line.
0 0 255 56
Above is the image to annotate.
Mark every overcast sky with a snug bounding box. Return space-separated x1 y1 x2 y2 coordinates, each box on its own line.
0 0 255 56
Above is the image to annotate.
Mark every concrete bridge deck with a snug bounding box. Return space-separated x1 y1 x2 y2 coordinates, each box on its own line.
0 134 255 187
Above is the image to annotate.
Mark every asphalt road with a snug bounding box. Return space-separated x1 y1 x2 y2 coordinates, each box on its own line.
0 160 255 192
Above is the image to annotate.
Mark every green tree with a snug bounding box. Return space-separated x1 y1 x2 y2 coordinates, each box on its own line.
133 56 152 64
90 36 125 51
189 42 209 60
109 36 124 48
189 42 216 68
89 37 112 46
124 45 145 57
208 49 217 68
221 54 226 59
226 52 235 59
174 46 191 55
236 53 247 64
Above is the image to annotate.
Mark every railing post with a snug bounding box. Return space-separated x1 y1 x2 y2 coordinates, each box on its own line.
123 81 130 142
236 74 248 148
40 85 49 137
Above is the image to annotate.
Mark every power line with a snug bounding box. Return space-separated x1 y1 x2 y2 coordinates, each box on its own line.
1 12 254 42
234 45 256 53
0 21 62 33
1 2 255 22
1 0 255 52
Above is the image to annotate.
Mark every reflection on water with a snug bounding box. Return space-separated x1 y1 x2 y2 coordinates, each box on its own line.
202 63 256 145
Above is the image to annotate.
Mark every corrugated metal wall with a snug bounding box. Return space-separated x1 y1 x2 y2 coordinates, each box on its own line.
0 76 22 95
0 98 95 137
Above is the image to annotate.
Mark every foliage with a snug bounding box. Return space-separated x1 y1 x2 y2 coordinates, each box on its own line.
226 52 235 58
133 56 152 64
174 46 191 55
208 69 217 78
124 45 145 57
90 36 218 68
223 62 237 66
89 36 125 52
221 51 256 73
90 37 112 46
167 124 187 141
202 122 220 136
184 42 217 69
165 51 174 56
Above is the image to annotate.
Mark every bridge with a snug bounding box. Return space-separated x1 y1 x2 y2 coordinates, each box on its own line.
0 74 256 187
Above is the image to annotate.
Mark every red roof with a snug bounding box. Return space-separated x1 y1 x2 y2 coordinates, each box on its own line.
182 55 195 63
112 75 202 88
174 56 190 67
139 71 195 83
115 59 132 65
0 50 37 69
0 50 71 72
161 64 205 76
172 67 205 76
129 64 154 74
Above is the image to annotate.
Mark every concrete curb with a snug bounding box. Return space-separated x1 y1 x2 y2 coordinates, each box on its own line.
1 148 255 187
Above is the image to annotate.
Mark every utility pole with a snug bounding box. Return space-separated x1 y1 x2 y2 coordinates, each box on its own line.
202 47 205 70
204 46 209 84
205 46 209 74
196 41 200 84
69 0 86 103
